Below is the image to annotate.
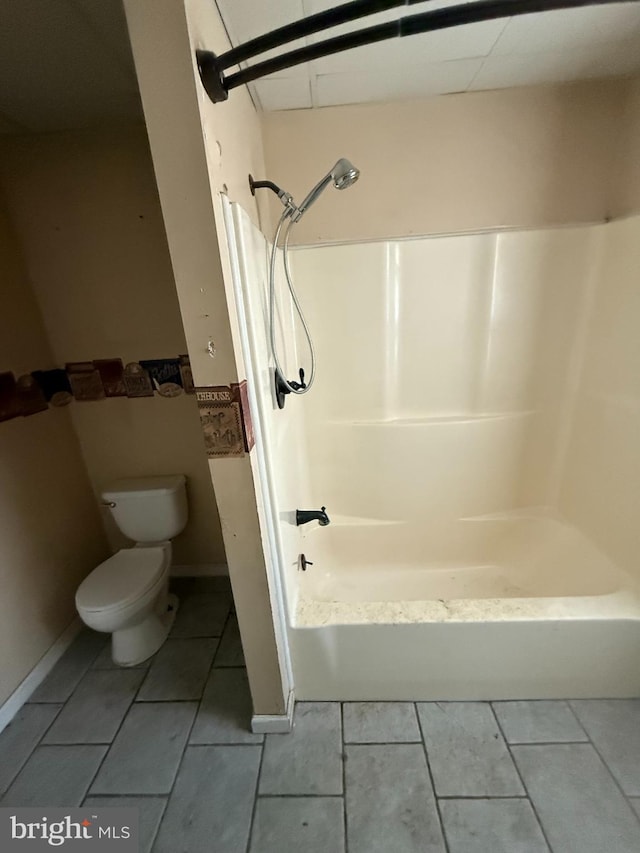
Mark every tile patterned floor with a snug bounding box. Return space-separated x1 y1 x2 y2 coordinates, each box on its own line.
1 580 640 852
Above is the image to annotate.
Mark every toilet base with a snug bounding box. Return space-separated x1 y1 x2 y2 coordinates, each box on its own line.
111 593 179 667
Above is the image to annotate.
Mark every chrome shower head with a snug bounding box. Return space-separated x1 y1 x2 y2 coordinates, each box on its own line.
293 157 359 221
331 158 360 190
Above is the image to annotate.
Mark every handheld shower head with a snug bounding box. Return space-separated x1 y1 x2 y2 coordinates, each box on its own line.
331 158 360 190
249 157 360 410
292 157 359 221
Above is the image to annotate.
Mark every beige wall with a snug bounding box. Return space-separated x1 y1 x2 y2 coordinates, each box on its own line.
0 128 225 567
262 79 630 245
0 196 108 707
560 214 640 582
124 0 289 715
612 78 640 217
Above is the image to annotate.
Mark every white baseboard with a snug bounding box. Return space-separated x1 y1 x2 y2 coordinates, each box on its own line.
170 563 228 578
251 690 295 734
0 618 83 735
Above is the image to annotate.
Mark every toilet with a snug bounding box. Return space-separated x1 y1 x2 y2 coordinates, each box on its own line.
76 474 188 666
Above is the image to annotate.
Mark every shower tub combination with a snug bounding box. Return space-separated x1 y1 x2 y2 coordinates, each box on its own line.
225 199 640 702
293 511 640 700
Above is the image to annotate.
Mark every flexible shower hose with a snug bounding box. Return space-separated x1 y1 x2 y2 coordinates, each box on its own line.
269 208 316 396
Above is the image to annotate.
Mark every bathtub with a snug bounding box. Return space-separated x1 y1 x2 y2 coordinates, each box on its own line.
290 515 640 700
225 202 640 703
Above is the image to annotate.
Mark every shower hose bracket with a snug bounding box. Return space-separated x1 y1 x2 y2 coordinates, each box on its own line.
275 367 305 409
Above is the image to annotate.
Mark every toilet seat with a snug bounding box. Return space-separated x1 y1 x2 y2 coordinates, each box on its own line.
76 547 165 613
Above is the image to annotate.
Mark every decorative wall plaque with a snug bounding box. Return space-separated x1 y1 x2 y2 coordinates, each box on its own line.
195 386 245 457
31 369 73 406
140 359 183 397
123 362 154 398
16 374 48 416
0 353 240 425
94 359 126 397
179 354 195 394
66 362 105 401
231 380 255 452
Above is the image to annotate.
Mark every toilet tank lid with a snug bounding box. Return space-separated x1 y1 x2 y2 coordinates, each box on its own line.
102 474 186 500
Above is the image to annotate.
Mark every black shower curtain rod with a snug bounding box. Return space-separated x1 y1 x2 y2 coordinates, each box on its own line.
197 0 639 103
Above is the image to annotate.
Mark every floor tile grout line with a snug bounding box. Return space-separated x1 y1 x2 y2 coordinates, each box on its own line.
210 604 234 669
132 644 155 704
4 637 114 803
43 668 148 746
80 679 148 806
133 588 231 704
244 738 266 853
187 737 260 747
436 794 531 801
149 795 169 852
497 739 590 746
122 691 211 849
341 703 348 853
87 695 200 802
134 636 222 704
33 741 125 747
343 739 423 745
83 794 169 853
82 793 170 799
256 792 345 799
31 634 110 707
32 702 66 739
205 608 230 673
564 702 640 826
0 703 67 799
489 704 555 853
127 698 220 704
630 796 640 827
560 700 590 739
145 703 203 852
414 702 450 853
168 586 232 642
3 591 232 813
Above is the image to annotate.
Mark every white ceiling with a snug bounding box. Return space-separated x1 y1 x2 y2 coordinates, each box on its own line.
0 0 141 134
0 1 638 134
216 0 640 110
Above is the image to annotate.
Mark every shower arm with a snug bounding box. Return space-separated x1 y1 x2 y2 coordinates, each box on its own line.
249 163 354 224
249 174 298 219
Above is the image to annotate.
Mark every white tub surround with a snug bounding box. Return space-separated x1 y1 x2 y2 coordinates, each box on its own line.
230 204 640 701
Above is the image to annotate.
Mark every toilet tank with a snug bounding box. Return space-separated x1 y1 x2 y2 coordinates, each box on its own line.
102 475 188 543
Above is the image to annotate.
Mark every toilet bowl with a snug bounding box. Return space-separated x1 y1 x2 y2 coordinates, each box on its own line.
76 544 177 666
76 474 188 666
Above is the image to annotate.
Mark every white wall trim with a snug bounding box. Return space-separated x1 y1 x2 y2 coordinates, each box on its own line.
251 690 295 734
170 563 228 577
222 198 295 702
0 618 83 735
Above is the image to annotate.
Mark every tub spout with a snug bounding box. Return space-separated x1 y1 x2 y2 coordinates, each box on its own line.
296 506 330 526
